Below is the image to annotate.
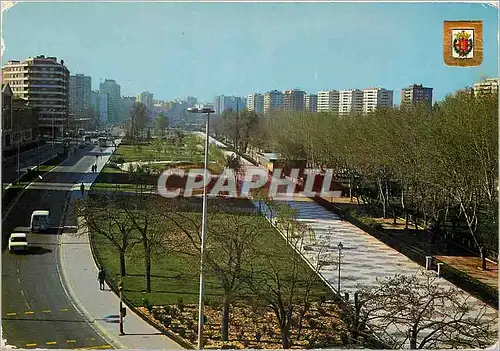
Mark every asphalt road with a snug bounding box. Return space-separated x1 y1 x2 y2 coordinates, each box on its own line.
2 145 114 349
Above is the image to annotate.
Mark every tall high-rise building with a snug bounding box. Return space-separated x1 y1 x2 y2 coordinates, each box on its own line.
2 55 70 137
99 79 121 124
473 78 499 96
214 95 245 115
263 90 283 114
91 90 109 125
247 93 264 113
304 94 318 112
136 91 154 111
339 89 363 115
69 74 91 118
317 90 340 113
362 88 393 114
282 89 306 111
401 84 433 107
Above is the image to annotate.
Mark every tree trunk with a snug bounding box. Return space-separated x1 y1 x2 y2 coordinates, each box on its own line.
349 178 352 202
409 329 417 349
480 247 487 270
221 295 230 341
280 323 291 349
378 179 387 219
144 244 151 293
119 251 126 277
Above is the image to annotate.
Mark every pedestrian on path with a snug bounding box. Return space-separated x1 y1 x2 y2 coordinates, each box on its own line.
98 269 106 290
80 182 85 196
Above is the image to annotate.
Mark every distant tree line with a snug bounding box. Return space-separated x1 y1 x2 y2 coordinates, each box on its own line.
212 93 499 257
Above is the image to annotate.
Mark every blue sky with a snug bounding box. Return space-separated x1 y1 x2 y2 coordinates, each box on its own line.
2 2 498 103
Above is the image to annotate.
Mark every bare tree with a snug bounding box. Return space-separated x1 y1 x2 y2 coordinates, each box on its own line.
74 194 140 276
246 213 325 349
123 196 178 293
168 203 262 341
358 272 497 349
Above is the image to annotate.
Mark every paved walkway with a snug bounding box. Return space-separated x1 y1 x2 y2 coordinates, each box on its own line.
58 140 183 350
197 134 498 347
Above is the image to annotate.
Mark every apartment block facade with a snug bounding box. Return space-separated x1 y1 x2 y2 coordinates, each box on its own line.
99 79 121 123
2 55 70 137
136 91 154 110
69 74 91 118
263 90 283 114
401 84 433 107
473 78 499 96
339 89 363 115
304 94 318 112
214 95 245 115
317 90 340 113
362 88 394 114
247 93 264 114
282 89 306 111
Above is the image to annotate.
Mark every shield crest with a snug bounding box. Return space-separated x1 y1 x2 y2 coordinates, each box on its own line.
443 21 482 67
452 29 474 58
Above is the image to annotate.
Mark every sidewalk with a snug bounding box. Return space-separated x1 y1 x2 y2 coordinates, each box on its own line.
58 140 184 350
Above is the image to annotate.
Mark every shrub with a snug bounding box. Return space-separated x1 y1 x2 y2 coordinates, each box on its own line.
177 298 185 312
142 297 153 312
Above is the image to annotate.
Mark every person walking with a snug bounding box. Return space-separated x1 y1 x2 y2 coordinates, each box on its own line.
80 182 85 196
98 269 106 290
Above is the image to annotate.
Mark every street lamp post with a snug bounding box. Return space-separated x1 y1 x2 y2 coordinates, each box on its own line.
337 242 343 294
187 106 214 350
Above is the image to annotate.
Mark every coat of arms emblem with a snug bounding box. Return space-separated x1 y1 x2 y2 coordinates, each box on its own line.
443 21 482 67
452 29 474 58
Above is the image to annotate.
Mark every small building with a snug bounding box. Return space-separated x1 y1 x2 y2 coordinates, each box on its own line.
2 84 38 153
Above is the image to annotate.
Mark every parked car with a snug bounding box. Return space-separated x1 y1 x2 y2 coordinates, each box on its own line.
9 233 28 253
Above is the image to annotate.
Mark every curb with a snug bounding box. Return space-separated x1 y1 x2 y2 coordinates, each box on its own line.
87 221 193 350
57 227 126 350
56 146 127 350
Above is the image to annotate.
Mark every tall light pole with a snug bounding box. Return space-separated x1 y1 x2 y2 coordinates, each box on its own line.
187 106 214 350
338 242 343 294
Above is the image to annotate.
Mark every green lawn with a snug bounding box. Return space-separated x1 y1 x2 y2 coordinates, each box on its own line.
92 209 333 307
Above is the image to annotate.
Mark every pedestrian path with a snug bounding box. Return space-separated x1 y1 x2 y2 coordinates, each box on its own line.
254 198 498 347
58 139 184 350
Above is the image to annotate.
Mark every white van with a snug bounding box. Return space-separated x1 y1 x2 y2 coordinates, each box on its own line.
31 210 50 232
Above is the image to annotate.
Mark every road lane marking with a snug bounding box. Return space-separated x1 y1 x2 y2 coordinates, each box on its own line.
24 311 34 315
25 301 31 310
45 341 57 345
42 309 51 313
16 268 20 274
17 278 21 284
6 312 16 316
20 289 24 296
25 343 37 347
82 345 112 350
59 308 69 312
89 337 96 341
66 339 77 343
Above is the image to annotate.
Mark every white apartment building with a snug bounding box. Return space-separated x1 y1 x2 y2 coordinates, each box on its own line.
304 94 318 112
339 89 363 115
247 93 264 113
317 90 340 113
136 91 154 111
473 78 499 96
362 88 394 114
263 90 283 114
2 55 70 137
